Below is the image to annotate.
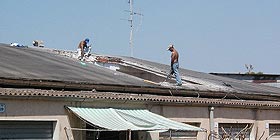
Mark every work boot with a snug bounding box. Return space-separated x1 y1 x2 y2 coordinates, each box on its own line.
175 83 182 86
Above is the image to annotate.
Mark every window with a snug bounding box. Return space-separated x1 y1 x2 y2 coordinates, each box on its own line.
0 121 54 140
269 124 280 140
218 123 252 140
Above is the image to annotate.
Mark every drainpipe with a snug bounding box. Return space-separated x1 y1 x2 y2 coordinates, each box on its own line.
209 107 215 140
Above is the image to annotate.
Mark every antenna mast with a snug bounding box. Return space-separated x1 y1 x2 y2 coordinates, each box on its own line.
127 0 142 57
129 0 134 57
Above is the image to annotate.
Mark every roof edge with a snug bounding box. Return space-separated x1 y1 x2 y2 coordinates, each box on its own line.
0 77 280 101
1 88 280 109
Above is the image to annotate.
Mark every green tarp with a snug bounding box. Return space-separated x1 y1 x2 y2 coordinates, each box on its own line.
67 107 203 131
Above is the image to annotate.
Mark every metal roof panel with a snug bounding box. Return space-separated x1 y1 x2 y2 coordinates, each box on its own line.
0 44 154 87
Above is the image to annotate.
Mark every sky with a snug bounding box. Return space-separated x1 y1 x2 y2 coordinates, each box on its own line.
1 0 280 74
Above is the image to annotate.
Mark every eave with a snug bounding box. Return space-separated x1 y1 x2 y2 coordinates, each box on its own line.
0 88 280 110
1 77 280 102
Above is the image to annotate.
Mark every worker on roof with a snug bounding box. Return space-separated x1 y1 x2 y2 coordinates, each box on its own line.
32 40 44 47
167 44 182 86
77 38 91 61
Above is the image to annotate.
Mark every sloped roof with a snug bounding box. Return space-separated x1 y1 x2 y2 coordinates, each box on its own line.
0 43 279 101
120 56 280 96
0 44 153 87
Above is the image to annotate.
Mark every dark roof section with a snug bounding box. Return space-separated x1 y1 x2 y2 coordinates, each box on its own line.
0 44 156 90
210 73 280 82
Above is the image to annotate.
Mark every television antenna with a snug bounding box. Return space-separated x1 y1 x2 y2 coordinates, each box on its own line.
245 64 254 73
127 0 143 57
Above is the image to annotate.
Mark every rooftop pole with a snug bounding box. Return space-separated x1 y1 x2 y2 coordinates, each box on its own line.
127 0 143 57
129 0 134 57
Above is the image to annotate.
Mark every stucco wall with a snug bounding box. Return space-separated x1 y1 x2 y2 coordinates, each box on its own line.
0 98 279 140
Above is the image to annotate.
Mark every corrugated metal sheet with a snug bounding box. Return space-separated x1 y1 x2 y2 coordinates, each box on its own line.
0 44 154 87
120 56 280 95
67 107 203 131
1 43 279 99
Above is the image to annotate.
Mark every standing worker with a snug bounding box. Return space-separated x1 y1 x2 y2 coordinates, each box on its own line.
167 44 182 86
77 38 90 61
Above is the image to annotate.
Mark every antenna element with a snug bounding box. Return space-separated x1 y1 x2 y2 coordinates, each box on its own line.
127 0 143 57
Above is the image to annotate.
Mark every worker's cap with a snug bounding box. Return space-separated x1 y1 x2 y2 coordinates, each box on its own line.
167 44 174 50
85 38 90 43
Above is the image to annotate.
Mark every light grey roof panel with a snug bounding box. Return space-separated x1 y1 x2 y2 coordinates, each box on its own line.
120 56 280 95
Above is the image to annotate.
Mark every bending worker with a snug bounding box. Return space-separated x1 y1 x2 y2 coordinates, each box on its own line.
167 44 182 86
77 38 91 61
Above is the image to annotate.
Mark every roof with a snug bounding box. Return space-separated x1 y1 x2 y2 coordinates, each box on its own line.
120 56 280 95
0 43 280 101
0 43 154 87
210 73 280 79
210 73 280 88
67 106 204 131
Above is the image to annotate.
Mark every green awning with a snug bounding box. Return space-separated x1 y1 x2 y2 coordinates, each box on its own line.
67 107 204 131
